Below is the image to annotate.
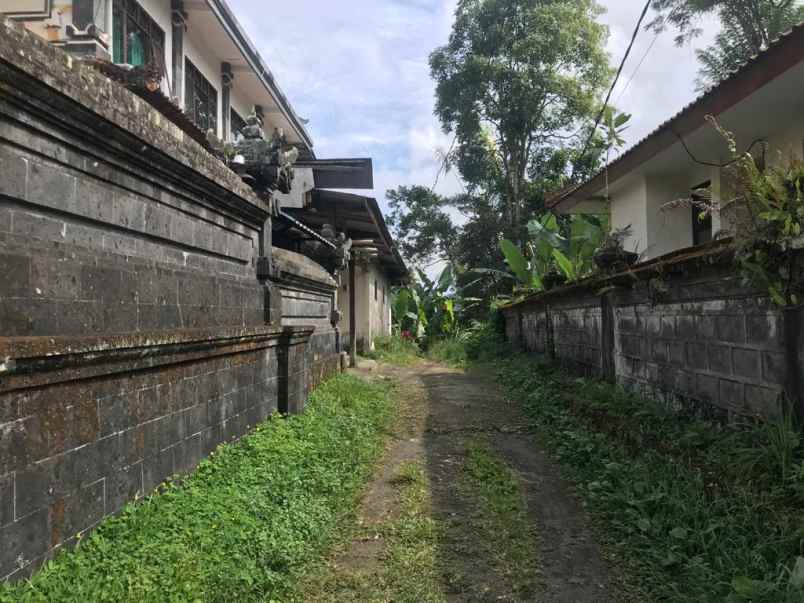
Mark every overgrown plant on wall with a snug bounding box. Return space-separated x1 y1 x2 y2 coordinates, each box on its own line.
489 213 607 297
673 116 804 306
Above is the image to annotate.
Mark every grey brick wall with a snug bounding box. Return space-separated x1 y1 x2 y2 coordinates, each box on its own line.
503 248 793 420
0 20 341 581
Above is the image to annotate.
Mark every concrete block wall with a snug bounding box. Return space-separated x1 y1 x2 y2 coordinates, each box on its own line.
613 298 785 416
503 246 793 420
0 20 341 581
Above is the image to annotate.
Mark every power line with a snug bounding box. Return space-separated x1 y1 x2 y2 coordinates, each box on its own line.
575 0 653 167
615 32 659 105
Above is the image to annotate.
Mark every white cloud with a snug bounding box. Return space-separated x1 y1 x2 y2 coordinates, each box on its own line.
229 0 721 216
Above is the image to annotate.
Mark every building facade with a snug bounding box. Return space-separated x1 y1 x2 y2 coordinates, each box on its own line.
0 0 405 582
7 0 313 151
548 23 804 262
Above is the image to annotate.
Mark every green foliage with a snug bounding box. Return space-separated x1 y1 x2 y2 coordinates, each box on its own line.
493 213 606 295
367 335 421 366
386 185 458 267
392 264 465 342
430 0 611 234
426 337 469 367
427 322 509 368
711 117 804 306
490 352 804 602
648 0 804 88
0 375 393 603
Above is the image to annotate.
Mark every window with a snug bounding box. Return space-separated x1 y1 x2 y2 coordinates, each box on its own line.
374 280 378 301
185 59 218 134
691 180 713 245
231 108 246 141
112 0 165 70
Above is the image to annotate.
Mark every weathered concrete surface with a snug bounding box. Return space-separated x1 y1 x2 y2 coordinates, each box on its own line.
0 18 341 581
503 243 794 420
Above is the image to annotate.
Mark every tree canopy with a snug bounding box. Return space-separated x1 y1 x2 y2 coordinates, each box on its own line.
429 0 611 241
648 0 804 87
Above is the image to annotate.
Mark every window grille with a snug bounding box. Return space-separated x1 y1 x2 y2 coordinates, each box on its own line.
185 59 218 134
691 180 713 245
231 108 246 141
112 0 165 70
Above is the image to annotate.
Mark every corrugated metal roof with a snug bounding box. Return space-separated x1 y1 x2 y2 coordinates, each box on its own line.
547 21 804 210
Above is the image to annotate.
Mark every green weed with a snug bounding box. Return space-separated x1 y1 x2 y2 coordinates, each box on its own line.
459 445 541 599
302 461 444 602
0 375 393 603
493 354 804 602
367 335 421 366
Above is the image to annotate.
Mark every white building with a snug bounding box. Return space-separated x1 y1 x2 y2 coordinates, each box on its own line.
284 190 409 355
548 23 804 262
6 0 313 152
5 0 409 357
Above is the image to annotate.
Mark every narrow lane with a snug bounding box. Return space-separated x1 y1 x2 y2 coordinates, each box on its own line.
305 360 625 602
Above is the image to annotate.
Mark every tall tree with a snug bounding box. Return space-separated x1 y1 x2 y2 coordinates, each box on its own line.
429 0 611 244
386 185 458 267
649 0 804 88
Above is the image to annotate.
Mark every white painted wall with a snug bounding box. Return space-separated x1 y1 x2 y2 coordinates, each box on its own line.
183 26 222 138
609 176 647 257
766 123 804 165
337 261 392 352
645 175 693 259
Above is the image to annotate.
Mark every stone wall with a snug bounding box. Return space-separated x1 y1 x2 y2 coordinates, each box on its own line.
0 19 340 581
503 242 798 420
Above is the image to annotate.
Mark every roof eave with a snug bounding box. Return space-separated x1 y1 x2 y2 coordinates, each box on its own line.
547 22 804 214
206 0 314 151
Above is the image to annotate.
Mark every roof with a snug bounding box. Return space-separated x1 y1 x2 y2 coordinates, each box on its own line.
206 0 314 152
548 21 804 213
287 190 409 282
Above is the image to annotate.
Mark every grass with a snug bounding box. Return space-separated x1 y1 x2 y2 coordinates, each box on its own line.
365 335 421 366
492 353 804 603
450 443 541 599
0 374 393 603
301 461 444 602
425 338 468 367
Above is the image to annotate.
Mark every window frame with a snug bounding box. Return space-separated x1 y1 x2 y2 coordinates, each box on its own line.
112 0 165 70
185 58 219 135
230 108 246 141
691 180 713 246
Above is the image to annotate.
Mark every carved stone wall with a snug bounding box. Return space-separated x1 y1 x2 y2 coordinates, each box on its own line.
0 18 340 581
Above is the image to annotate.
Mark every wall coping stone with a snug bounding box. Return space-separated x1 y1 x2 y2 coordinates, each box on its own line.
272 247 337 290
502 238 737 311
0 15 267 215
0 326 314 393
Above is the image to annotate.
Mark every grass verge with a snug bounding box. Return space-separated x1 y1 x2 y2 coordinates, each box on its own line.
493 353 804 602
366 335 421 366
0 374 393 603
302 461 444 602
446 443 541 599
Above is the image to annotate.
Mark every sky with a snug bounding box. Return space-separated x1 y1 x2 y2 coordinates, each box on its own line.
228 0 718 216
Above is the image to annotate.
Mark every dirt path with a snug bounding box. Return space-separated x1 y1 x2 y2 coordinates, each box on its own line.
305 360 625 602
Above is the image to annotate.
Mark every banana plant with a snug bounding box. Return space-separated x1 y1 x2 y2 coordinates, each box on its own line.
491 213 606 293
392 263 460 340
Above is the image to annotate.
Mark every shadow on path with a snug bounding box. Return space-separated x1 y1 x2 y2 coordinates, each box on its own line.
326 360 627 602
417 361 620 602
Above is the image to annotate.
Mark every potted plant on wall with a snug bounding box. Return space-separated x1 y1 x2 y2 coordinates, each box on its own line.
593 225 638 272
